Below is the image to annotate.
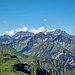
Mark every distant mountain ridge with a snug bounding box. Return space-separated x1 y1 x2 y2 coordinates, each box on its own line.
45 29 75 38
12 31 34 39
0 29 75 65
0 29 75 39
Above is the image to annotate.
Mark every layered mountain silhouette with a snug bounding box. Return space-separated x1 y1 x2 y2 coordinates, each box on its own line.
0 29 75 65
0 29 75 75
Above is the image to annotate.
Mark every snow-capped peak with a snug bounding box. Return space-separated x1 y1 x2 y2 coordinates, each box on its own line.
44 29 56 34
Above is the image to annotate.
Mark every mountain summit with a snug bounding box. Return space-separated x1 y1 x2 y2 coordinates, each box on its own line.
0 28 75 65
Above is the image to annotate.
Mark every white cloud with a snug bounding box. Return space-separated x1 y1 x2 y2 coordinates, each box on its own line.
3 30 15 36
22 27 28 32
15 27 28 32
38 27 45 31
29 27 45 34
2 27 45 36
2 27 75 37
43 18 47 22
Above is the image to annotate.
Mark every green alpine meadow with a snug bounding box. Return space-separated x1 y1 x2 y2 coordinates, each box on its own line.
0 44 75 75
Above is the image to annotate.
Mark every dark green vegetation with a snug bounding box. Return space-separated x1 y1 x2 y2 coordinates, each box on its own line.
0 53 75 75
0 45 75 75
0 54 28 75
0 44 18 55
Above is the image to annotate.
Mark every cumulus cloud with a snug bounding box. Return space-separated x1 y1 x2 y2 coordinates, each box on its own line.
3 30 15 36
15 28 22 32
15 27 28 32
22 27 28 32
39 27 45 31
29 27 45 34
2 27 45 36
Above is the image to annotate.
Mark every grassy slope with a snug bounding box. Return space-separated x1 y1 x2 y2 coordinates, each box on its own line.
0 44 18 55
0 54 75 75
0 44 75 75
0 54 28 75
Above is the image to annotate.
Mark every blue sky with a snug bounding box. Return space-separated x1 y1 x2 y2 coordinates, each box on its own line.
0 0 75 34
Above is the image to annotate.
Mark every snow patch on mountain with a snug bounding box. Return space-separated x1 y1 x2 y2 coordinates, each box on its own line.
44 29 56 34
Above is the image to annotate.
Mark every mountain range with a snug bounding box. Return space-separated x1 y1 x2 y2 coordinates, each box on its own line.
1 29 75 75
0 29 75 66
